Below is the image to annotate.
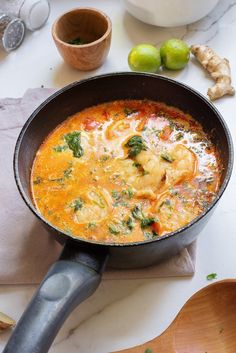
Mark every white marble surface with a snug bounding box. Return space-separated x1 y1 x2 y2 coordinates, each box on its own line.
0 0 236 352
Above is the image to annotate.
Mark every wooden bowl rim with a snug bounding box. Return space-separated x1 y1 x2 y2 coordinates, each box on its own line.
52 7 112 48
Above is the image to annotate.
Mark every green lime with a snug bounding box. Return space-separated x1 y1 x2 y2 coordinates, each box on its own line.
128 44 161 73
160 39 190 70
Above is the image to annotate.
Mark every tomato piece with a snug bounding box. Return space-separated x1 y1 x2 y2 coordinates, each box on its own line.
83 118 100 131
160 125 173 141
152 221 161 235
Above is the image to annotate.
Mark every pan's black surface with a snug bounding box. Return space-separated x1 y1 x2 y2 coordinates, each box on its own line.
4 73 233 353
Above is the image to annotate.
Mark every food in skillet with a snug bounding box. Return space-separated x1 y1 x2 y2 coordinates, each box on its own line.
31 100 221 243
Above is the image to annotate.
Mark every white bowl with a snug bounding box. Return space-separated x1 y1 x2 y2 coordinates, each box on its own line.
124 0 219 27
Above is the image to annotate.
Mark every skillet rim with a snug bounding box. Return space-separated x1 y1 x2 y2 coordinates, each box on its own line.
13 72 234 248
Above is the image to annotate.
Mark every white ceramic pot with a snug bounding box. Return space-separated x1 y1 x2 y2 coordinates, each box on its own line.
124 0 219 27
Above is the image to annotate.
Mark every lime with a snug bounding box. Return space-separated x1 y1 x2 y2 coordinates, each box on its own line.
128 44 161 73
160 39 190 70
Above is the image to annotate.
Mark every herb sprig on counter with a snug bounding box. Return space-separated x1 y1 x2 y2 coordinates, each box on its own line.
206 273 217 281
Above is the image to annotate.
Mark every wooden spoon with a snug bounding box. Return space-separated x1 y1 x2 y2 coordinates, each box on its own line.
111 279 236 353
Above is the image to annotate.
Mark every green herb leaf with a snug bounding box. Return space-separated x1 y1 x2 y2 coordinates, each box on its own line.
64 131 84 158
64 227 72 236
126 216 134 230
86 222 97 229
68 37 85 45
131 205 144 220
53 145 68 152
125 135 147 158
124 107 137 116
108 224 120 235
49 164 73 184
143 231 157 240
113 201 128 207
133 162 142 168
145 349 153 353
100 155 110 162
64 167 73 179
161 152 174 163
206 273 217 281
111 190 120 200
175 132 184 141
33 176 42 185
70 198 84 212
159 199 171 210
122 187 134 199
141 217 156 229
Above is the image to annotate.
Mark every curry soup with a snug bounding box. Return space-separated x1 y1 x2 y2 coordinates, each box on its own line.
31 100 221 243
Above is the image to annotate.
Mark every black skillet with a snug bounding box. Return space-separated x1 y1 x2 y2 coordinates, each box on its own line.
4 73 233 353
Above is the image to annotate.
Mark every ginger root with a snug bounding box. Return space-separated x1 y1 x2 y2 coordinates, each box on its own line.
191 44 235 101
0 311 15 331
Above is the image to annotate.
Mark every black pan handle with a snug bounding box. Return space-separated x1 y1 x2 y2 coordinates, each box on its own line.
3 240 109 353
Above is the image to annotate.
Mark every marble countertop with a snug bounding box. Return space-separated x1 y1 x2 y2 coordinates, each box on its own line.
0 0 236 352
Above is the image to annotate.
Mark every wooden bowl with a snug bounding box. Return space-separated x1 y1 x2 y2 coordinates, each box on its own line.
52 8 112 71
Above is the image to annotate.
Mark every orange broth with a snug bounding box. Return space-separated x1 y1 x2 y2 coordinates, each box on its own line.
31 100 222 243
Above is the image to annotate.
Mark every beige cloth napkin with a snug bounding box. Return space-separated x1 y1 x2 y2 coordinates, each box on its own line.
0 88 196 284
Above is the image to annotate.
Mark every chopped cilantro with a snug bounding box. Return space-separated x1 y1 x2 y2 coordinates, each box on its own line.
125 135 147 158
100 155 110 161
141 217 156 229
64 227 72 235
133 162 142 168
49 164 73 183
122 187 134 199
113 201 128 207
161 152 174 163
70 197 84 212
206 273 217 281
64 131 83 158
131 205 144 220
111 190 120 200
53 145 68 152
64 167 73 179
205 177 214 184
124 107 137 116
132 206 155 226
159 199 171 210
86 222 97 229
175 132 184 141
143 231 158 240
33 176 42 185
108 224 120 235
126 216 134 230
